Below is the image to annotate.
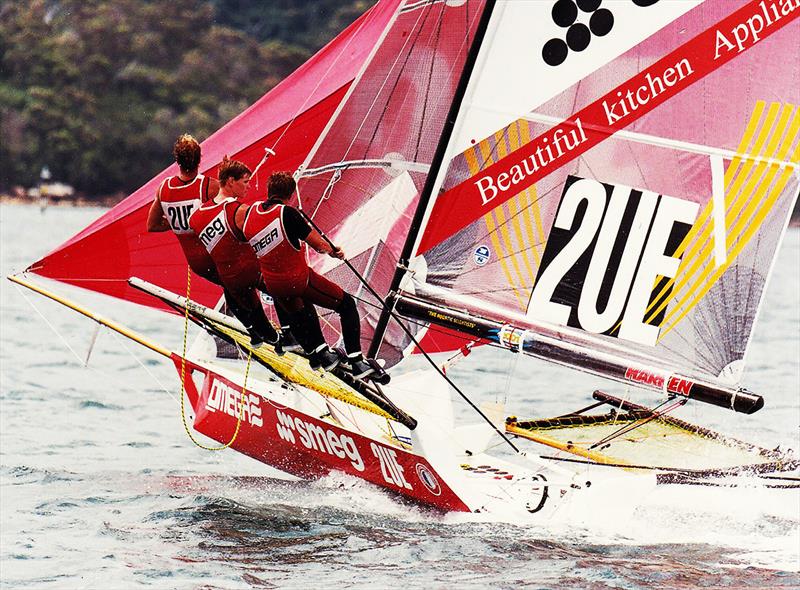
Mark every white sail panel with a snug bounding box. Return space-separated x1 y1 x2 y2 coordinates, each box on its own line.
450 0 701 154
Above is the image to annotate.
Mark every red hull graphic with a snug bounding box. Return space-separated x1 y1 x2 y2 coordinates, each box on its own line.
174 355 470 512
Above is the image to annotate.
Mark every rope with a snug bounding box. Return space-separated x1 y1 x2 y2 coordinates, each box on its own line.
13 281 179 403
178 265 251 451
588 397 687 451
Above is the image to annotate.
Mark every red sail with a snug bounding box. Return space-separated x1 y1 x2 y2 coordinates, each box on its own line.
294 0 484 365
27 0 402 311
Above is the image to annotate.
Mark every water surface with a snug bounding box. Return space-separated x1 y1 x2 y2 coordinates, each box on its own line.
1 203 798 588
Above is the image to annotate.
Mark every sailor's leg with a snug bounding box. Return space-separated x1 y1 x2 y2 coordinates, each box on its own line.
296 304 326 354
305 272 375 378
224 287 278 344
274 297 338 370
270 300 302 352
273 297 314 351
305 271 361 355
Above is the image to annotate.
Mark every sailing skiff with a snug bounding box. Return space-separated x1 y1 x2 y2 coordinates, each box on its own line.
10 0 800 515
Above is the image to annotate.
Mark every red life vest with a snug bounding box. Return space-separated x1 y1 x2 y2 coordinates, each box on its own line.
158 174 216 278
242 203 308 289
188 198 260 288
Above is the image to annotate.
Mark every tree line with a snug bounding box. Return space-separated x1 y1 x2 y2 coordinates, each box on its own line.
0 0 367 198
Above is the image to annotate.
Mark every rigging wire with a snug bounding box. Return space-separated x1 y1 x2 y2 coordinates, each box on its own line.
263 4 379 157
361 3 436 161
107 330 179 403
12 280 179 403
413 1 445 162
588 396 687 451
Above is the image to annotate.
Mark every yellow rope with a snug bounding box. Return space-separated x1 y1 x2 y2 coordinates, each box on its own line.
179 265 251 451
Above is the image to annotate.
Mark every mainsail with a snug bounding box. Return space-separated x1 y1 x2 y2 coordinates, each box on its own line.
379 0 800 411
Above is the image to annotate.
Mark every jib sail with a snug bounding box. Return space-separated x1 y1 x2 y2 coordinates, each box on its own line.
294 0 486 366
25 0 403 310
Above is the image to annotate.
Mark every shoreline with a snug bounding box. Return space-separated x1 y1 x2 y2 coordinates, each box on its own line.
2 194 799 227
0 195 117 208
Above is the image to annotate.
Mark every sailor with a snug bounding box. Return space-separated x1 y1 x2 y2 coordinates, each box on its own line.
146 136 278 344
234 172 377 378
188 157 300 349
146 134 220 283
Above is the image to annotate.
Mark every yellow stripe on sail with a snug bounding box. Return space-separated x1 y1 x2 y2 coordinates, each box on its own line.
668 103 778 287
505 122 542 267
622 102 768 331
518 187 542 265
659 115 800 339
722 102 782 220
659 107 793 332
507 194 537 284
467 138 528 310
504 123 539 278
726 104 797 238
645 101 787 328
660 156 799 339
724 100 766 183
518 120 547 260
722 103 793 243
494 130 533 295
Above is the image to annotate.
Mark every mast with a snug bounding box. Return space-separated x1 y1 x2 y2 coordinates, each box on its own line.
368 0 497 359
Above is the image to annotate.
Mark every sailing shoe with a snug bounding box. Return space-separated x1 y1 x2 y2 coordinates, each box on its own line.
346 353 375 380
308 345 340 372
274 329 303 356
247 325 279 347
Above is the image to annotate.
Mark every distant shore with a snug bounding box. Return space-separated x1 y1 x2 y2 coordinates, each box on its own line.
0 194 119 208
2 193 799 227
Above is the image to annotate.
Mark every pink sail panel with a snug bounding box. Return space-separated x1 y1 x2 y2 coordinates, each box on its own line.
295 0 484 364
27 0 403 311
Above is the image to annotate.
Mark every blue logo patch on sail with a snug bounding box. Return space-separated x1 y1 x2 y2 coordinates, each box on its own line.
474 245 490 266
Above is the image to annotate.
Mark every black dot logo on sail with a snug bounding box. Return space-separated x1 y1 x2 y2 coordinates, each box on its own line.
542 0 661 67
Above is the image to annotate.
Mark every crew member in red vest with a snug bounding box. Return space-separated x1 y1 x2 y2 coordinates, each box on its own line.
188 157 300 350
234 172 377 378
146 135 276 344
146 134 220 282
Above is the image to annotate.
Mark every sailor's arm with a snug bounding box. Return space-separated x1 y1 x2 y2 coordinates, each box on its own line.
306 231 344 259
284 205 344 258
146 194 170 232
231 203 248 241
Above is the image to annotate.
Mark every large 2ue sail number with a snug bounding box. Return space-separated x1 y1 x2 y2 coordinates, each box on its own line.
527 176 699 347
